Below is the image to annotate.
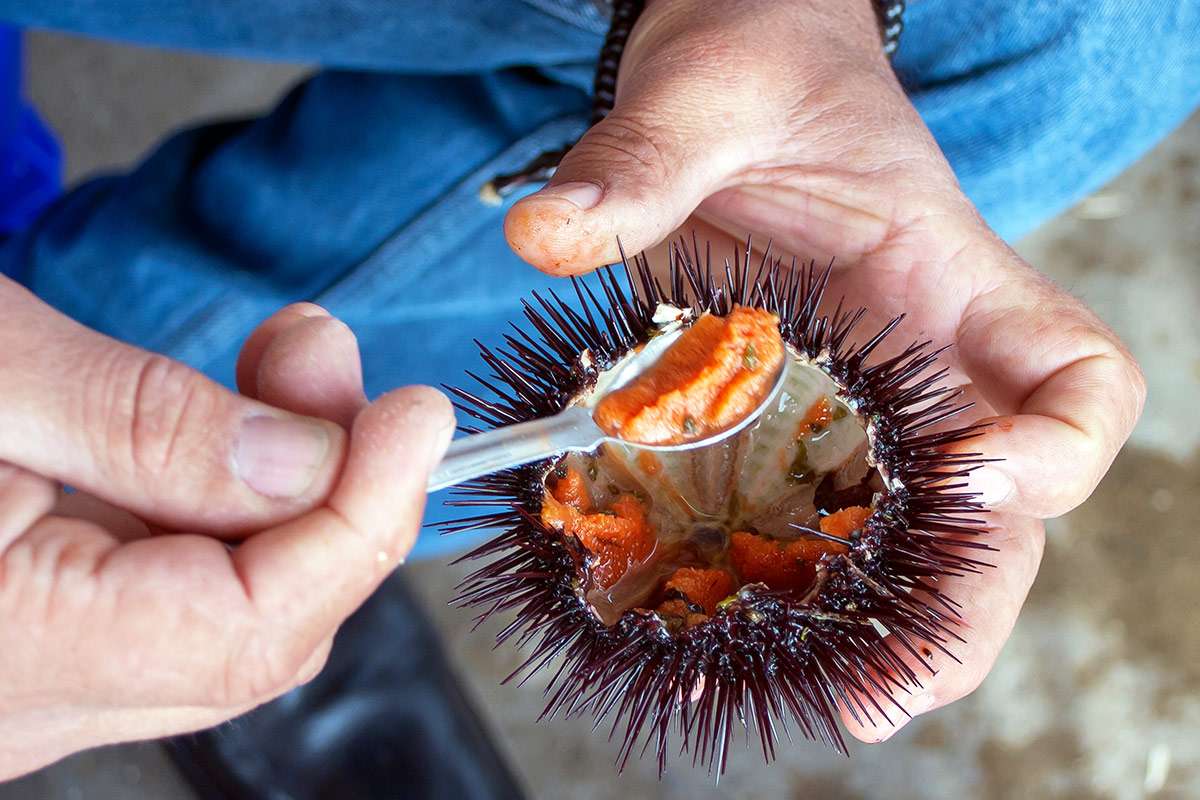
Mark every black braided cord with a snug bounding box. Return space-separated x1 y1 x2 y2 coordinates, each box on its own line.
875 0 905 57
481 0 904 203
481 0 643 202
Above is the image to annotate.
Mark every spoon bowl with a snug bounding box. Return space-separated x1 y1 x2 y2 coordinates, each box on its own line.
427 330 787 492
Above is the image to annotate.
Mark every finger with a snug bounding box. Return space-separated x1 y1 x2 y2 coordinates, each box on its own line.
51 491 152 542
0 683 284 781
0 283 347 534
253 314 368 429
841 513 1045 742
236 302 331 398
0 462 57 552
4 388 446 718
231 386 454 651
0 702 257 781
294 634 335 687
951 262 1146 517
8 511 331 713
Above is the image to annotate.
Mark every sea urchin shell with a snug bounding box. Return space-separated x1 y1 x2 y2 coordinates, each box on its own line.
442 239 992 775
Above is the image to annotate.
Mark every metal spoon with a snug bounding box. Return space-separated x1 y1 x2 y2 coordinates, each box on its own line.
427 329 787 492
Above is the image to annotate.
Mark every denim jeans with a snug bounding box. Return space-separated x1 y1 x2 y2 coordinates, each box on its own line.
1 0 1197 557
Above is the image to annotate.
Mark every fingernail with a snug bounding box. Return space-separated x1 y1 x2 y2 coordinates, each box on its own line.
536 181 603 211
236 416 331 498
968 465 1015 507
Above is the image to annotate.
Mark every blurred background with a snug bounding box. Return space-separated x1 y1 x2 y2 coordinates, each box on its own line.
1 28 1198 800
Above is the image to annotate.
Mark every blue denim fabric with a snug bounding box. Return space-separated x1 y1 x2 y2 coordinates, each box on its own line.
1 0 1197 557
900 0 1200 241
0 0 607 73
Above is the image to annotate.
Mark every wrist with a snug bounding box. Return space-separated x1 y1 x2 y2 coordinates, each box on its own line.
636 0 893 59
629 0 896 73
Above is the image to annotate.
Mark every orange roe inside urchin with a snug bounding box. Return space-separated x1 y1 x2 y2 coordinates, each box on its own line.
543 466 869 624
539 308 877 629
729 507 870 592
543 480 657 590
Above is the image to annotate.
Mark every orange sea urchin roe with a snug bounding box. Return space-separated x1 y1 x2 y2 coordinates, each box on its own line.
730 530 850 592
542 471 656 590
659 567 734 617
593 307 785 446
819 506 873 538
549 466 592 513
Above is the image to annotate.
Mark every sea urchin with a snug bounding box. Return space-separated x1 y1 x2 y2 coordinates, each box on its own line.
441 239 992 775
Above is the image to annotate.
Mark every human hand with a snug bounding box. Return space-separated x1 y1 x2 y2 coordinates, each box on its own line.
504 0 1145 740
0 284 453 779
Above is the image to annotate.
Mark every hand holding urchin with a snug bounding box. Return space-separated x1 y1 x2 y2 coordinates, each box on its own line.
443 239 991 775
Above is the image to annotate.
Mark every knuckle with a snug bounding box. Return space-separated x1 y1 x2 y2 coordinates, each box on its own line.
86 351 213 481
213 628 311 708
576 115 674 186
1085 343 1146 451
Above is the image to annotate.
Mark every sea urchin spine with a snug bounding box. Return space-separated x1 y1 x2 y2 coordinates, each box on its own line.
442 239 993 776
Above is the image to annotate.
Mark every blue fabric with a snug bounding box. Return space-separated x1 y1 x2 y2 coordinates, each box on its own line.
0 24 62 233
900 0 1200 241
0 0 1197 557
0 0 608 73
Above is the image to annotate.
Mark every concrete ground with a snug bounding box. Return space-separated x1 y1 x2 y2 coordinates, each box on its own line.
3 29 1198 800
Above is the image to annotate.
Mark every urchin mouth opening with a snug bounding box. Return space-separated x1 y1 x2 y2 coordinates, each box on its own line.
540 340 890 629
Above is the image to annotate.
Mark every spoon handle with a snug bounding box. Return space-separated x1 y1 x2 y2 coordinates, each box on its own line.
428 405 605 493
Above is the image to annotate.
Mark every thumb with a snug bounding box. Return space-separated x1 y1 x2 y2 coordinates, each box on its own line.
504 0 774 276
502 0 888 276
504 103 736 275
0 282 347 533
232 386 455 640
